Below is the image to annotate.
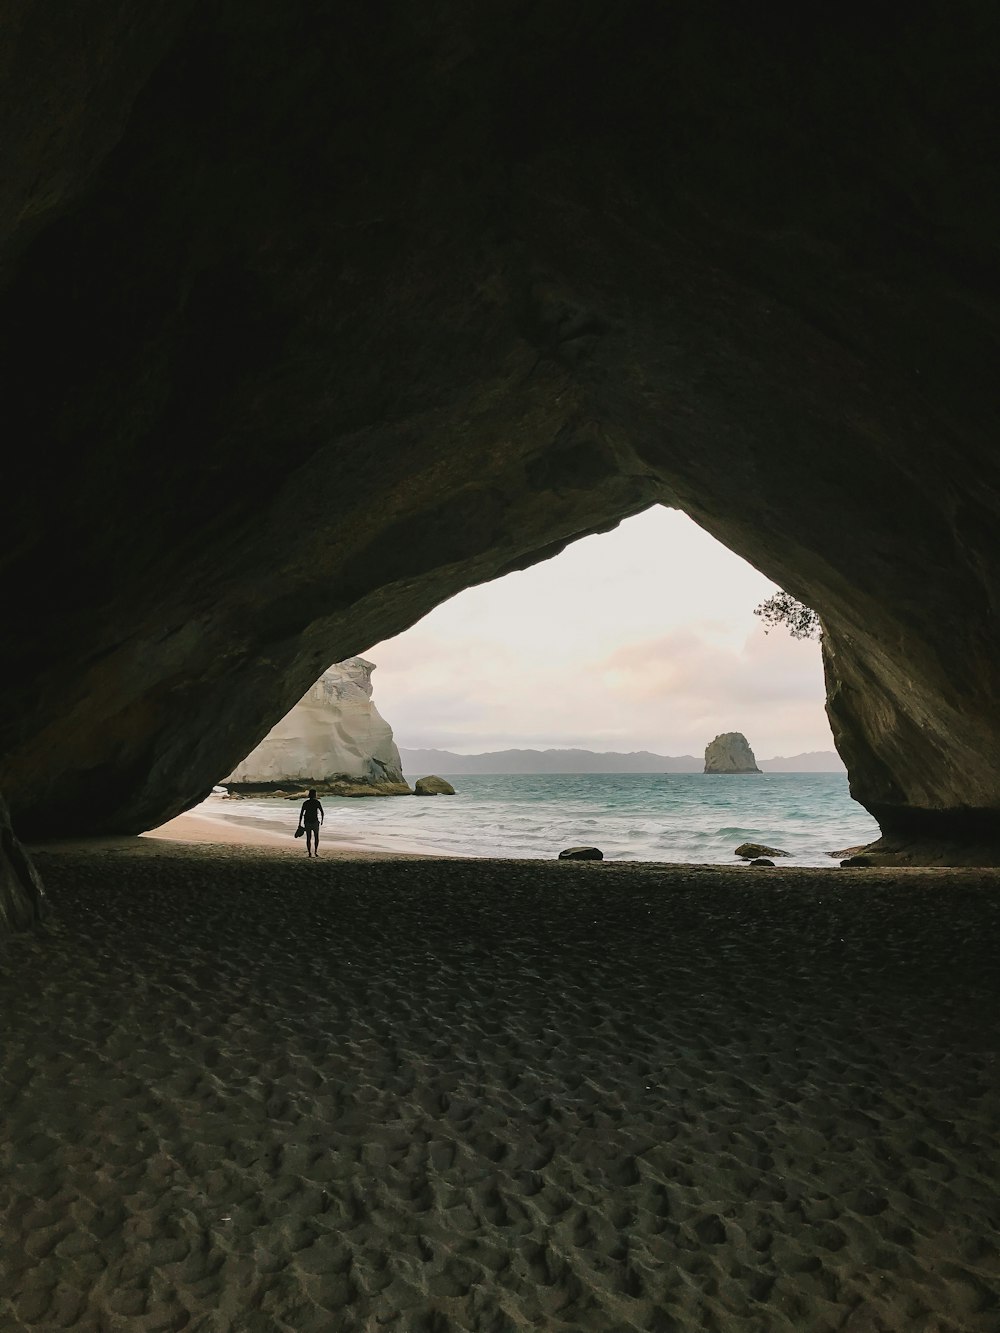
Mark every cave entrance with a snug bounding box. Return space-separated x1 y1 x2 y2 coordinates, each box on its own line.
214 507 879 862
368 506 831 763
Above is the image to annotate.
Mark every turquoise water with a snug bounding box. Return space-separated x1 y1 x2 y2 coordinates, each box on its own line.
210 772 879 865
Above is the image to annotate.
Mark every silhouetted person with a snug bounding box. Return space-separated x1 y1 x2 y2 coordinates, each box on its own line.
298 789 324 857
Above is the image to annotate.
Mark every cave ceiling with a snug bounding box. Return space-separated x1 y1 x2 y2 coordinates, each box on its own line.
1 1 998 845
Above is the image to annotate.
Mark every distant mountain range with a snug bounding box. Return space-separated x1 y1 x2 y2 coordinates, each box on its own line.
398 747 846 775
759 751 847 772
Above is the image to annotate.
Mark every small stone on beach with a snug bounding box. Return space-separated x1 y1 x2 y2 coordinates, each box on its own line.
558 846 604 861
735 842 789 859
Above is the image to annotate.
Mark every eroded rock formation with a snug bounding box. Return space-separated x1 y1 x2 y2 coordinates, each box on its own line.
0 4 998 861
705 734 761 775
224 659 408 795
0 797 47 932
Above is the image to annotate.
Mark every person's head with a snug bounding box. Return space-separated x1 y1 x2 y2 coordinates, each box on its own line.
308 789 316 799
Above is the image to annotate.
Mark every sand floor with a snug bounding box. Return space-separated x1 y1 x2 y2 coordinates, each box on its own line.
2 849 999 1331
32 807 407 856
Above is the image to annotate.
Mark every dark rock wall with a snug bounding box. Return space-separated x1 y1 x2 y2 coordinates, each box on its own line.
1 2 999 843
0 796 47 931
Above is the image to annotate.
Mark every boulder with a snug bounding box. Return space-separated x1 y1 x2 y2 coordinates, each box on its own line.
748 857 776 867
735 842 790 859
558 846 604 861
413 776 456 796
705 734 762 775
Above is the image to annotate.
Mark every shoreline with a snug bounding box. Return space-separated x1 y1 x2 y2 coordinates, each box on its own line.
157 799 446 857
146 807 395 854
25 804 442 859
194 775 879 868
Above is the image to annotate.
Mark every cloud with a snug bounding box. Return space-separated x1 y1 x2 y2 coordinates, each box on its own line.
368 623 832 758
601 626 823 706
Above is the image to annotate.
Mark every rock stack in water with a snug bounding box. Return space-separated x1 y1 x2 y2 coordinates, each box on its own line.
413 776 456 796
704 733 762 774
225 659 411 795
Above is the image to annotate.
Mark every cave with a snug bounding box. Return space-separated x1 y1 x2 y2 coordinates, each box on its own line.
5 10 1000 1327
2 0 1000 874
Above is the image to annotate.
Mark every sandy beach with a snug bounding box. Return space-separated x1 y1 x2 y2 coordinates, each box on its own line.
141 804 407 856
2 844 999 1331
28 805 427 860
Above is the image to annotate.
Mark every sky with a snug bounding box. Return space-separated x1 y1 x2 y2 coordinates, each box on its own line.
364 505 835 759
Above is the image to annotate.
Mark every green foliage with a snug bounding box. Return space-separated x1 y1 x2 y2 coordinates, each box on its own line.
754 592 821 640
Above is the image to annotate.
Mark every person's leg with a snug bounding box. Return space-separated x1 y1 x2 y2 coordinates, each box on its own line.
306 827 315 856
314 825 320 856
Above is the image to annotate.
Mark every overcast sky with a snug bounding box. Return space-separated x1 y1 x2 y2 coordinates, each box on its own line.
364 505 835 758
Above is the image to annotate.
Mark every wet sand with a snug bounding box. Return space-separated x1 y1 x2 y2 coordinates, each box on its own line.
2 848 999 1330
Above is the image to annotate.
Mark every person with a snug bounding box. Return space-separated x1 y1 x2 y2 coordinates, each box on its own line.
298 788 324 857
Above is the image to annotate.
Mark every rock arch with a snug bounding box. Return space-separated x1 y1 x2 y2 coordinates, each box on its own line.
1 2 998 859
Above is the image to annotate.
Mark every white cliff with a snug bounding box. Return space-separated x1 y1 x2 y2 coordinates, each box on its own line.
704 732 762 774
225 658 408 792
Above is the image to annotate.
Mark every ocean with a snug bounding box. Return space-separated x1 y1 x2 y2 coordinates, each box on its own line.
205 771 879 865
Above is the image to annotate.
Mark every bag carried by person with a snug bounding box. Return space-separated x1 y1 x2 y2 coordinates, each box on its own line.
294 826 305 838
